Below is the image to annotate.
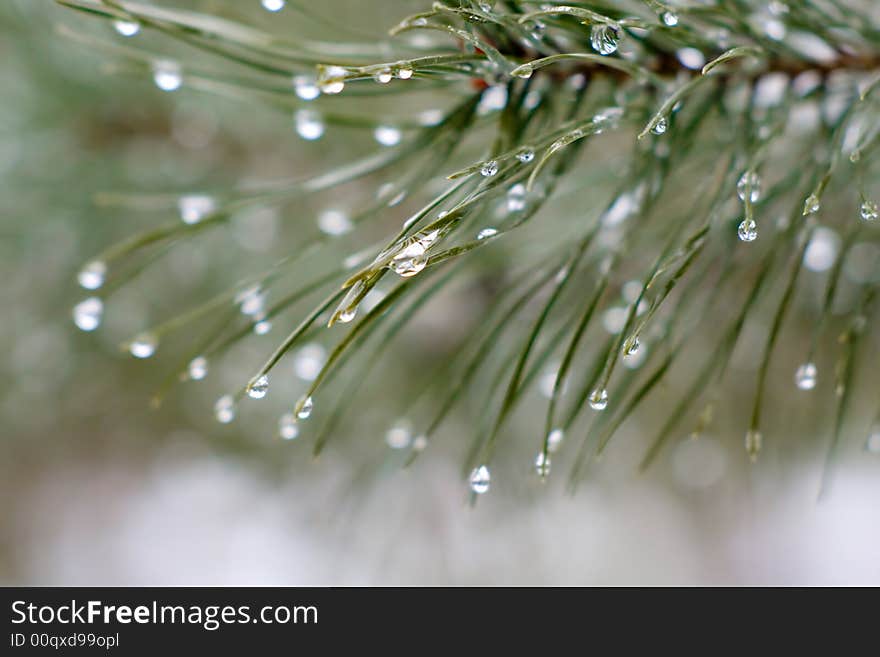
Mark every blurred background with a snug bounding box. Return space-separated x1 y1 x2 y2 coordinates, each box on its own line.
1 0 879 586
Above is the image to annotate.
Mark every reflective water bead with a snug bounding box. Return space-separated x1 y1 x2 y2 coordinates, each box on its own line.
412 434 428 452
246 374 269 399
129 333 158 359
279 413 299 440
296 395 314 420
152 61 182 92
73 297 103 332
661 11 679 26
794 362 817 390
480 160 499 177
737 218 758 242
860 200 878 222
187 356 208 381
745 429 762 462
373 68 392 84
261 0 285 11
516 148 535 163
396 66 413 80
214 395 236 424
534 452 551 478
650 117 668 135
385 421 412 449
588 388 609 411
292 75 319 101
507 183 527 212
317 209 352 236
736 171 762 203
469 465 491 494
113 20 140 37
78 260 106 290
317 65 346 94
477 227 498 240
624 336 640 356
295 109 324 140
513 67 533 79
388 241 428 277
337 306 357 323
590 23 620 56
803 194 820 215
293 343 326 381
547 428 564 453
374 125 401 147
177 194 216 225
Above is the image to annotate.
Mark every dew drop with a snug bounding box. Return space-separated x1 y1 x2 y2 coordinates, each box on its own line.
477 227 498 240
337 307 357 323
293 343 326 381
516 148 535 163
296 395 314 420
480 160 499 177
396 66 414 80
78 260 106 290
547 428 564 453
469 465 491 494
589 388 609 411
214 395 236 424
246 374 269 399
794 362 817 390
507 183 527 212
661 11 679 26
859 200 878 222
624 336 640 356
177 194 216 225
279 413 299 440
650 116 668 135
73 297 103 332
736 171 762 203
295 109 325 140
317 209 353 236
129 333 158 359
373 68 393 84
385 420 412 449
187 356 208 381
388 240 428 277
374 125 402 147
113 20 140 37
590 23 620 56
534 452 551 478
737 218 758 242
803 194 820 215
317 65 346 94
745 429 762 462
513 67 533 79
152 60 182 92
292 75 320 100
412 434 428 452
261 0 285 11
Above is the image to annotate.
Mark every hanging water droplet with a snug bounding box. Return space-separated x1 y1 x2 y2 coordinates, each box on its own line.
547 428 564 453
237 287 265 317
337 307 357 323
737 218 758 242
469 465 491 494
177 194 216 225
113 20 140 37
373 68 393 84
661 11 679 26
214 395 236 424
388 240 428 277
480 160 499 177
293 75 320 100
187 356 208 381
803 194 821 215
72 297 103 332
859 200 878 222
534 452 551 478
246 374 269 399
516 148 535 163
385 420 412 449
279 412 299 440
317 65 346 94
477 227 498 240
152 60 182 92
78 260 106 290
374 125 401 147
590 23 620 56
512 66 533 79
261 0 285 11
736 171 762 203
624 336 640 356
396 66 414 80
650 116 668 135
129 333 158 359
589 388 609 411
295 109 325 140
296 395 314 420
794 362 817 390
744 429 762 462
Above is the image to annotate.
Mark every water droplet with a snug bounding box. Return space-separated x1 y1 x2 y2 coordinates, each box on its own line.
745 429 762 462
661 11 679 26
534 452 551 478
295 109 324 140
294 343 326 381
374 125 401 147
152 60 182 92
589 388 609 411
590 23 620 56
412 434 428 451
516 148 535 163
650 116 668 135
396 66 413 80
246 374 269 399
507 183 527 212
737 218 758 242
736 171 762 203
388 240 428 277
78 260 106 290
113 20 140 37
513 67 533 79
317 209 352 236
624 336 640 356
478 0 493 11
337 307 357 323
373 68 392 84
214 395 235 424
261 0 285 11
187 356 208 381
480 160 499 177
859 200 878 222
279 413 299 440
794 362 817 390
177 194 216 225
317 65 346 94
547 428 564 453
237 287 265 317
477 227 498 240
469 465 491 494
72 297 103 332
296 395 314 420
129 333 158 359
803 194 820 215
292 75 319 100
386 420 412 449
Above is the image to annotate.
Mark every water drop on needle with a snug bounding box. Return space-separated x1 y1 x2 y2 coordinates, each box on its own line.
589 388 609 411
246 374 269 399
469 465 491 494
73 297 103 332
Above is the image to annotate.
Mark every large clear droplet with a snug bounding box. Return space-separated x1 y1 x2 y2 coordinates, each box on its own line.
388 240 428 277
113 20 140 37
296 395 314 420
736 171 762 203
624 336 640 356
650 116 668 135
477 227 498 240
469 465 491 494
516 148 535 163
214 395 236 424
317 65 346 94
177 194 216 225
73 297 103 332
373 68 392 84
374 125 401 147
745 429 762 462
589 388 609 411
129 333 158 359
794 362 817 390
152 60 182 92
661 11 679 26
246 374 269 399
480 160 499 177
337 306 357 323
78 260 106 290
547 428 564 453
396 66 414 80
295 109 325 140
279 413 299 440
860 200 878 222
803 194 820 215
187 356 208 381
261 0 285 11
737 218 758 242
293 75 320 100
590 23 620 56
